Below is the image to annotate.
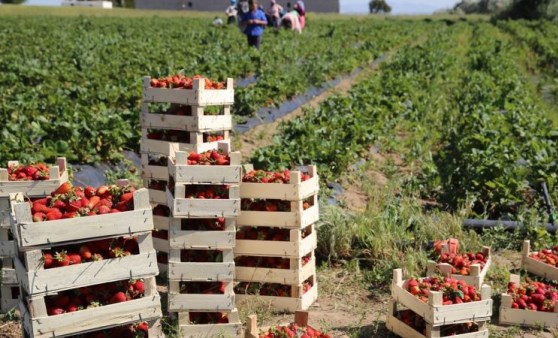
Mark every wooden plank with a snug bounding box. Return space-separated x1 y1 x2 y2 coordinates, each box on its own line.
236 282 318 313
168 187 240 218
237 198 319 229
386 302 490 338
16 234 159 296
178 309 242 338
153 237 169 254
12 189 154 250
236 254 316 285
140 109 233 133
169 149 242 185
148 188 168 206
0 240 15 258
0 197 11 228
499 293 558 328
169 218 236 250
426 247 491 289
1 284 19 313
168 248 234 282
0 158 68 197
21 277 162 338
153 215 170 231
234 226 317 258
240 166 319 201
143 77 234 106
168 280 235 312
521 240 558 281
141 154 169 181
140 131 230 156
1 266 17 285
391 269 493 326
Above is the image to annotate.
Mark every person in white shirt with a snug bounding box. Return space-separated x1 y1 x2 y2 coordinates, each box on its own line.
267 0 283 29
226 0 239 25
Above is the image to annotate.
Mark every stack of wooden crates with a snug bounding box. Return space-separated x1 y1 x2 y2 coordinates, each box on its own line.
0 158 68 313
234 165 320 311
141 76 243 337
10 180 163 337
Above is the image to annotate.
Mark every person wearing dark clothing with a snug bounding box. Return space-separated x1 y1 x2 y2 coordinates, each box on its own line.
241 0 268 50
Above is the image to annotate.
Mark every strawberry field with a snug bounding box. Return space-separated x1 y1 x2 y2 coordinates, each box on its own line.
2 4 558 338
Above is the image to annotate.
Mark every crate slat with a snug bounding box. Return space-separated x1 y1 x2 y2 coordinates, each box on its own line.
1 284 19 313
141 130 230 156
178 309 242 338
167 186 240 219
168 280 235 312
153 236 169 254
169 218 236 250
168 249 234 282
169 147 242 185
234 225 317 258
240 166 319 201
143 77 234 106
141 106 233 133
236 254 316 285
16 232 158 296
236 280 318 312
237 196 319 229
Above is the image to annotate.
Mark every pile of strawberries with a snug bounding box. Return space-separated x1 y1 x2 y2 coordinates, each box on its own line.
31 182 135 222
259 324 330 338
241 198 312 212
437 251 488 276
180 249 223 263
406 276 480 305
507 280 558 311
181 218 226 231
7 162 50 181
83 322 149 338
179 281 226 294
186 150 230 166
42 236 139 269
149 75 226 90
243 170 310 184
205 134 224 142
183 185 230 199
46 279 145 316
528 247 558 267
189 312 230 324
397 308 480 336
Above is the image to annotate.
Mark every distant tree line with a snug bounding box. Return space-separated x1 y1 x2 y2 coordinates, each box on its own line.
454 0 558 20
369 0 391 14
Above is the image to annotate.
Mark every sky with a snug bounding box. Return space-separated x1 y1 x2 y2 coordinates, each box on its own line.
24 0 463 15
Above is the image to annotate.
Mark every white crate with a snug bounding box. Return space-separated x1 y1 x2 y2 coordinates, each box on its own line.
391 269 492 326
234 224 317 258
169 218 236 250
12 187 154 250
178 309 242 338
426 247 491 289
141 103 233 133
168 248 235 282
167 185 240 219
20 277 162 338
15 232 158 296
237 195 319 229
141 154 169 181
1 283 19 313
521 240 558 281
0 158 68 198
0 227 15 258
245 311 312 338
141 130 230 157
168 280 235 312
240 166 319 201
143 77 234 106
235 252 316 285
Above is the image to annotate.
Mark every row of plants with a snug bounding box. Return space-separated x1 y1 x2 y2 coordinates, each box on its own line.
0 15 431 164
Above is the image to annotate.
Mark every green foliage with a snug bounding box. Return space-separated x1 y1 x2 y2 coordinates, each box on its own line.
0 0 26 3
369 0 392 14
498 0 558 20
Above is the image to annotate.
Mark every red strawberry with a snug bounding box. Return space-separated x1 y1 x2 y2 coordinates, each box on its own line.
47 307 65 316
33 212 46 222
84 186 96 198
110 292 127 304
46 210 62 221
53 182 72 196
68 253 82 265
79 245 92 260
43 252 54 269
54 251 70 267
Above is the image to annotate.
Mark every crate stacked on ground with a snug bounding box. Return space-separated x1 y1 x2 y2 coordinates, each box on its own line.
499 273 558 328
140 75 234 274
387 269 492 338
166 147 243 337
246 311 331 338
11 180 162 337
234 166 319 312
0 158 68 313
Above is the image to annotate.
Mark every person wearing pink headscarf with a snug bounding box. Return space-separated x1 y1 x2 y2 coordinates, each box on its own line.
280 9 302 33
267 0 284 29
293 0 305 29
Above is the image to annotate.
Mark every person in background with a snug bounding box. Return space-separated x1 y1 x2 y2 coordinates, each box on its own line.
267 0 283 29
241 0 268 50
293 0 306 30
225 0 238 25
280 9 301 33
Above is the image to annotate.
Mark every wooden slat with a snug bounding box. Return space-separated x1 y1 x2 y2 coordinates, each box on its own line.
168 187 240 218
236 254 316 285
237 199 319 229
169 218 236 250
169 149 242 185
1 284 19 313
143 77 234 106
140 109 233 133
178 309 242 338
168 249 234 282
168 280 235 312
240 166 319 201
236 282 318 313
234 226 317 258
499 293 558 328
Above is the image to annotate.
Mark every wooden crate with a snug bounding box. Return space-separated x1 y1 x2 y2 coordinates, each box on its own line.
169 145 242 185
141 129 231 156
153 215 170 231
168 280 235 312
426 247 491 289
48 319 164 338
1 257 19 312
234 224 317 259
178 309 242 338
0 227 15 258
240 166 319 201
386 301 489 338
145 179 169 206
168 249 234 282
153 234 169 254
499 274 558 328
141 153 169 181
237 195 319 229
0 158 68 198
235 252 316 285
235 275 318 312
521 240 558 281
246 311 318 338
391 269 492 326
140 103 233 133
169 218 236 250
15 232 159 296
167 185 240 219
11 187 154 250
20 276 162 338
0 196 11 228
143 77 234 106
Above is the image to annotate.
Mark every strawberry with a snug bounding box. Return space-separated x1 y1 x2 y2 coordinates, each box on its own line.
79 245 92 260
43 252 54 269
33 212 46 222
53 182 72 196
68 253 82 265
84 186 96 198
54 251 70 267
47 307 65 316
110 292 127 304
